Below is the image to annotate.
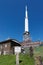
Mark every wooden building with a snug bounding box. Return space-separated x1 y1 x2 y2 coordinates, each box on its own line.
0 39 21 55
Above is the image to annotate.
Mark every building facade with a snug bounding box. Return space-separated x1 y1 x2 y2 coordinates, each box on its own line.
0 39 21 55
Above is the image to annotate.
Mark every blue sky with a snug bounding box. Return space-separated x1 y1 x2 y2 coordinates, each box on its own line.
0 0 43 42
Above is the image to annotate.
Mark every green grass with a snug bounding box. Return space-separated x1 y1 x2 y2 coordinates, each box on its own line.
34 46 43 57
0 46 43 65
0 54 35 65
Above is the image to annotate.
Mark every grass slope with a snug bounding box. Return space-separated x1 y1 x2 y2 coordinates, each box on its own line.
0 46 43 65
34 46 43 57
0 54 35 65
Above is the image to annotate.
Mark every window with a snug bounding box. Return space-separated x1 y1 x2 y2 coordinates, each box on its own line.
3 51 6 55
3 51 9 55
5 44 7 47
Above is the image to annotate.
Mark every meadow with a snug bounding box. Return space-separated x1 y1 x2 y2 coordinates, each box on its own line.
0 54 34 65
0 46 43 65
34 46 43 57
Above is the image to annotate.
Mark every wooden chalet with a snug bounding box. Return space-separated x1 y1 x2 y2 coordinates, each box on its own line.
0 39 21 55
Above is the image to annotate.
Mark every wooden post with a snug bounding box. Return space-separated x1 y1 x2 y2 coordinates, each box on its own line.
16 53 19 65
15 46 21 65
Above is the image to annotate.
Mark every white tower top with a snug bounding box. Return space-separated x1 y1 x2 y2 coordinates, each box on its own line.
25 5 29 32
